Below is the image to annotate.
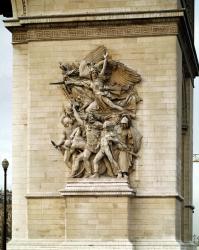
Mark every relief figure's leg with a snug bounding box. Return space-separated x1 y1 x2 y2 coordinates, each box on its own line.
82 149 92 176
70 151 84 177
85 101 98 112
92 150 104 177
64 148 73 164
71 139 86 151
118 151 129 178
118 151 129 172
102 97 123 111
104 147 119 171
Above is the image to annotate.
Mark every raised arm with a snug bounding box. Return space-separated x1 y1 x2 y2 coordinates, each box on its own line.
72 104 84 126
99 52 108 76
110 136 127 149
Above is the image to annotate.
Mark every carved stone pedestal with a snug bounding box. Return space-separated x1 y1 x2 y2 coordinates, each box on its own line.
60 178 135 196
59 178 135 248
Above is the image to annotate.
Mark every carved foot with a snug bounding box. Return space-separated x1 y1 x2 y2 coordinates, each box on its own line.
84 172 92 178
68 172 76 178
90 173 99 178
117 172 122 178
123 174 128 180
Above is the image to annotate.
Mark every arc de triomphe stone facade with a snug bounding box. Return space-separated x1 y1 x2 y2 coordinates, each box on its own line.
2 0 199 249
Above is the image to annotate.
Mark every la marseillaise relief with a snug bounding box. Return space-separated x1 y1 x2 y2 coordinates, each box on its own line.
51 46 142 179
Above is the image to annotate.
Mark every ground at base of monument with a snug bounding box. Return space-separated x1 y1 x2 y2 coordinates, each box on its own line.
7 239 197 250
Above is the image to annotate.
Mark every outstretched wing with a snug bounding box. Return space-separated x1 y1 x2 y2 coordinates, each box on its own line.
83 45 107 64
79 45 107 78
108 60 141 86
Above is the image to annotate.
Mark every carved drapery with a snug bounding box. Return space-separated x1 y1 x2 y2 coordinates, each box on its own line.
51 46 142 179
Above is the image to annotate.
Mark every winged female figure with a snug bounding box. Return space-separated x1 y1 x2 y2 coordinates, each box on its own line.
50 45 143 179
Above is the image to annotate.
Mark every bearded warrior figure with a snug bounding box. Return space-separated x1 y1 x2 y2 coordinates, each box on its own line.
51 46 142 179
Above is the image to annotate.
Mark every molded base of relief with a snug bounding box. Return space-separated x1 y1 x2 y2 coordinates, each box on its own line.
60 177 135 196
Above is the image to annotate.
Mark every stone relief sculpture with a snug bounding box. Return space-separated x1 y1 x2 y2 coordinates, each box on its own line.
51 46 142 179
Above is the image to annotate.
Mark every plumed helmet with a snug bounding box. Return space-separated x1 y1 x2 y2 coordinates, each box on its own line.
120 116 129 124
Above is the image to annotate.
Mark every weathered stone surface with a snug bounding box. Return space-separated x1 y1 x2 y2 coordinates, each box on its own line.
50 45 142 179
6 0 198 249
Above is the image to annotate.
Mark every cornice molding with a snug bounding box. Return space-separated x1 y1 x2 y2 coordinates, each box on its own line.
178 19 199 82
26 192 61 198
4 9 198 78
5 9 184 26
25 191 184 200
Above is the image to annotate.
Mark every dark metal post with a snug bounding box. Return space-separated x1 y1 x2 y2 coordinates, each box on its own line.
2 159 9 250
